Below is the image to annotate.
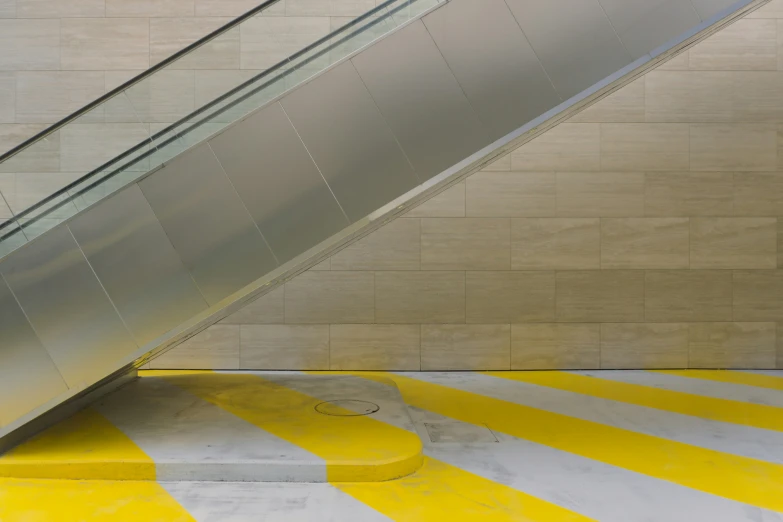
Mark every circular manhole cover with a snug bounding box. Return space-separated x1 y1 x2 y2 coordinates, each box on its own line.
315 399 380 416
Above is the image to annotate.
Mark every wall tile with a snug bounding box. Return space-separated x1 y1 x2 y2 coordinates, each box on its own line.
285 271 374 323
151 325 240 369
0 20 60 71
465 172 556 217
690 124 777 172
375 271 464 324
645 71 733 122
510 123 600 171
15 72 105 124
689 322 776 369
733 72 783 122
600 123 689 171
310 258 330 271
645 270 732 322
119 70 196 123
511 323 599 370
288 0 373 16
556 271 645 322
61 18 149 71
556 172 645 217
330 218 420 271
421 324 510 370
482 155 511 172
405 181 465 218
0 0 14 17
0 173 13 219
466 271 555 324
0 72 14 123
690 217 777 268
645 172 733 216
12 172 81 216
196 0 285 16
106 0 195 17
240 16 330 69
746 0 783 18
601 323 689 369
689 19 776 70
734 172 783 216
511 218 600 270
16 0 104 17
150 18 239 69
734 270 783 321
330 324 420 370
420 218 510 270
0 124 59 173
194 69 259 106
220 286 284 324
240 324 328 369
285 270 375 324
569 77 645 123
600 217 689 269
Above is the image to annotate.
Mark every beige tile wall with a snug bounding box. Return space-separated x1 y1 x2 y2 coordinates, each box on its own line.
0 0 376 216
152 4 783 371
5 2 781 370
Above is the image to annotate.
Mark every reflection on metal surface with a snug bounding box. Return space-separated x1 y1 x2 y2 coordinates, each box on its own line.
138 144 278 306
0 226 138 389
504 0 633 99
352 21 491 180
423 0 562 140
0 275 68 428
69 185 209 346
209 103 350 264
280 62 420 222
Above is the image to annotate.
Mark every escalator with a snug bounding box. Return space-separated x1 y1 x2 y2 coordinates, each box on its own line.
0 0 766 448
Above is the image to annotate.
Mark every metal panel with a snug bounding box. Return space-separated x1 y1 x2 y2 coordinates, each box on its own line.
690 0 740 20
0 226 138 388
280 61 419 222
0 275 67 427
209 103 349 264
504 0 633 99
351 21 491 180
138 143 277 305
69 185 209 346
423 0 561 141
599 0 701 59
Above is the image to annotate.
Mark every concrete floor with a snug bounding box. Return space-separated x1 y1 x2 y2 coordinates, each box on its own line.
2 370 783 521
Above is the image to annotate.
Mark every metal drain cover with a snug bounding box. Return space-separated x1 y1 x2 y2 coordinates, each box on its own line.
315 399 380 416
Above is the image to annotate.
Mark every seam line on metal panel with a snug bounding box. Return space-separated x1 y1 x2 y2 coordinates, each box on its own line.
595 0 634 60
205 141 281 267
278 101 352 225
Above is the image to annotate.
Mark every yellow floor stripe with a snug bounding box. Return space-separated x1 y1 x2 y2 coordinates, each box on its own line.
0 479 195 522
341 371 783 512
337 456 593 522
0 408 155 480
161 372 422 482
487 371 783 432
656 370 783 392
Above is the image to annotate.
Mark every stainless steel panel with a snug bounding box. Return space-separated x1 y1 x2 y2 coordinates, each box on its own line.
138 143 277 305
599 0 701 59
280 61 419 222
690 0 740 20
0 275 68 428
423 0 561 140
504 0 633 99
351 21 491 180
69 185 209 346
0 226 138 388
209 103 349 264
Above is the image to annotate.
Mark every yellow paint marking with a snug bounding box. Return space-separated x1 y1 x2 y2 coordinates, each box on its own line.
0 478 195 522
337 456 593 522
162 372 422 481
343 371 783 512
487 371 783 432
0 408 154 480
656 370 783 392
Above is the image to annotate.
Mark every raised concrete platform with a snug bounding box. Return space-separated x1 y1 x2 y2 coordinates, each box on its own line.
0 371 423 482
